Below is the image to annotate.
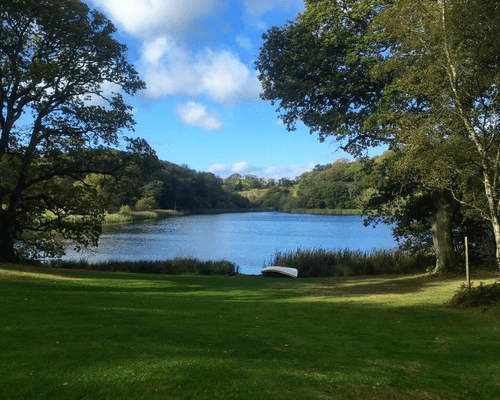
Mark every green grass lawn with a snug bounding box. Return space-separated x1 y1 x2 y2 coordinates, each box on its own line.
1 264 499 399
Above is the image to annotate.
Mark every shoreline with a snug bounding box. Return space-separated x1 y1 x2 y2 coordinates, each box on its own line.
103 207 365 225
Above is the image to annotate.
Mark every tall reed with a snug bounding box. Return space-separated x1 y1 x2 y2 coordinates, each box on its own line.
49 258 238 276
266 248 432 277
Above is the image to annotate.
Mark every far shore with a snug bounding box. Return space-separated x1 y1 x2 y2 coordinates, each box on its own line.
103 207 365 225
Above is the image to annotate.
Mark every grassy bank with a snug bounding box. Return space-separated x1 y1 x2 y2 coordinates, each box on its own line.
103 209 183 224
1 263 499 399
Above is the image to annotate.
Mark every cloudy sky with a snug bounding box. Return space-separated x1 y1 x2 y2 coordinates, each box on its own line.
84 0 361 180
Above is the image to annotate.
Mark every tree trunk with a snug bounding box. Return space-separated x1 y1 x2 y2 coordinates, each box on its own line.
480 170 500 269
491 217 500 269
428 191 459 274
0 213 18 262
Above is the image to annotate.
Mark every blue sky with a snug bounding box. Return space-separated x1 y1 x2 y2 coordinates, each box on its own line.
84 0 371 180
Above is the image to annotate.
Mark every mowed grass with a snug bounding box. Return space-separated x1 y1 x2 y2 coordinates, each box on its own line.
1 264 499 400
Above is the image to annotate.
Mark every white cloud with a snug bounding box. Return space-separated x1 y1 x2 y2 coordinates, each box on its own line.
264 163 316 180
207 162 262 177
175 101 222 131
82 81 122 107
195 49 260 105
89 0 303 37
141 37 175 66
243 0 304 30
140 41 261 106
89 0 218 38
236 35 252 51
87 0 269 107
232 161 261 175
207 161 316 179
243 0 278 16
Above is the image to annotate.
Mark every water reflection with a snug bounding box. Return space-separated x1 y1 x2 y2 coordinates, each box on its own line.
64 212 395 275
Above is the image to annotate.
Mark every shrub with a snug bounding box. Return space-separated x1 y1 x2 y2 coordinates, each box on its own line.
119 205 133 213
135 197 158 211
446 281 500 308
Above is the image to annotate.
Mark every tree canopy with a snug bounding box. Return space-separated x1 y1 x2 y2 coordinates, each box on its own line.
372 0 500 267
256 0 390 155
257 0 500 272
0 0 148 261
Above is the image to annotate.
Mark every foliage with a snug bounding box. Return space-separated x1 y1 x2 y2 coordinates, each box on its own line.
77 155 256 215
155 162 254 212
447 282 500 309
371 0 500 266
134 197 158 211
0 0 147 261
255 0 390 155
257 0 500 272
231 156 388 213
267 248 432 278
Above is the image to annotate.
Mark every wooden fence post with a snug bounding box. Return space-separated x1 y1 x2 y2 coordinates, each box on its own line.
465 237 470 289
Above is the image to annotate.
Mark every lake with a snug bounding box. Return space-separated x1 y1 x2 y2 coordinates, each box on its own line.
63 212 396 275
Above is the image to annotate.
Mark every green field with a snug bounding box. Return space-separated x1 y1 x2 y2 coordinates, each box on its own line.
1 264 499 399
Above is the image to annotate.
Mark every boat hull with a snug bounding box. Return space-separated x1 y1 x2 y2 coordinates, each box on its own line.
261 266 298 278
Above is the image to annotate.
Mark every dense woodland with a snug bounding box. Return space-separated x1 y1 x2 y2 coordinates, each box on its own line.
90 151 387 215
93 155 254 213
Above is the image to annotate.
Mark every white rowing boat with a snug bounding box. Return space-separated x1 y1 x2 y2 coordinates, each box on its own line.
261 266 298 278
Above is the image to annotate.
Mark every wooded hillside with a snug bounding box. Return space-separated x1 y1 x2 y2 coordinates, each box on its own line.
222 153 392 214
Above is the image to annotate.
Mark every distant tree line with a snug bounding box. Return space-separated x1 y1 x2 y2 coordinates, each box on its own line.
88 150 391 217
223 155 390 213
87 154 255 214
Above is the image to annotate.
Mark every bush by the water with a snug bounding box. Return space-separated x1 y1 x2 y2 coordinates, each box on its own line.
49 258 238 276
446 281 500 308
267 248 432 277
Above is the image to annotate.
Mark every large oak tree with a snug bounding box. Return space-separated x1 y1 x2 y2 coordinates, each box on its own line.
0 0 148 261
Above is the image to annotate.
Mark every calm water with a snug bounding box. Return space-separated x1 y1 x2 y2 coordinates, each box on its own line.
63 212 396 275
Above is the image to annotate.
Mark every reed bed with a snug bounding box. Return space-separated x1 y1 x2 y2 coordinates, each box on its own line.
48 258 238 276
267 248 433 277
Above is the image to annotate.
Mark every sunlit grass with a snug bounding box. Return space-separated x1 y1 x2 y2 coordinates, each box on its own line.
266 273 499 306
103 209 183 224
1 263 499 399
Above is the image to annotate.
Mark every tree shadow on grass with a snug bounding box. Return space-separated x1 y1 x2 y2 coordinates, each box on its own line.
261 272 499 304
1 263 498 305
